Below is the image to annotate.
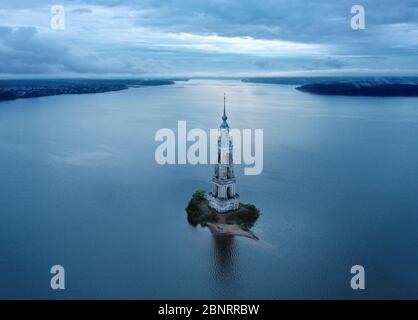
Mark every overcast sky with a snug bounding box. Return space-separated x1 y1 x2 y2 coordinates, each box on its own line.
1 0 417 77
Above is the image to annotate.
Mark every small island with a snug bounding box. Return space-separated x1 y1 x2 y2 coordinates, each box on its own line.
186 189 260 240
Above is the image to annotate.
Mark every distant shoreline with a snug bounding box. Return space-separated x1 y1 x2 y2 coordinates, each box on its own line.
0 79 183 102
242 77 418 97
296 82 418 97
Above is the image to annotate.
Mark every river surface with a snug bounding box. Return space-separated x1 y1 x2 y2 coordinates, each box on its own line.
0 79 417 299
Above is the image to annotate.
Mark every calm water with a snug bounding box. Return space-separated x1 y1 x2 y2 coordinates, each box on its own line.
0 80 418 299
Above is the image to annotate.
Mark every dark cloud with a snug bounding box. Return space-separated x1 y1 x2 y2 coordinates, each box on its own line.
254 60 269 70
0 26 154 75
324 57 343 69
0 26 67 74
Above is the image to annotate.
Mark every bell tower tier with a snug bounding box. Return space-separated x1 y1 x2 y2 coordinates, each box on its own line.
207 94 240 213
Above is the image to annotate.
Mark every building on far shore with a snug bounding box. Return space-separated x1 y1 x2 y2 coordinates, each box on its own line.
207 94 240 213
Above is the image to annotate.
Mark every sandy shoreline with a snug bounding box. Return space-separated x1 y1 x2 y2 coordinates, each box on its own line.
206 222 259 240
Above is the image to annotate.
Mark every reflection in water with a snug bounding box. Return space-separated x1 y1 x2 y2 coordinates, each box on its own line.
211 236 238 292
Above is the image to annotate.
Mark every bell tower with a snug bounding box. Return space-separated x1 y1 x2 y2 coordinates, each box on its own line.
207 94 240 213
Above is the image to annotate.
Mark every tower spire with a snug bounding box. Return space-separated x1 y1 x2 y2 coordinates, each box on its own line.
221 93 228 128
223 93 226 119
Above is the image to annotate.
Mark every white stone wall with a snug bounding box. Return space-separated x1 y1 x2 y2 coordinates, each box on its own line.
207 193 239 213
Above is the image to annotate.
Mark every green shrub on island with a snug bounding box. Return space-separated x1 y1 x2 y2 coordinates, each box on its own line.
186 190 217 226
192 189 206 201
225 203 260 229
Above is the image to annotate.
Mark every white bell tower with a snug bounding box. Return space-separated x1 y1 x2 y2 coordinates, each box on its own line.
207 94 240 213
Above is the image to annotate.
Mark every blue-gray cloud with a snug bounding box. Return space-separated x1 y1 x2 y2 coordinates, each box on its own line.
0 25 174 75
71 7 93 14
0 26 109 74
0 26 79 74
